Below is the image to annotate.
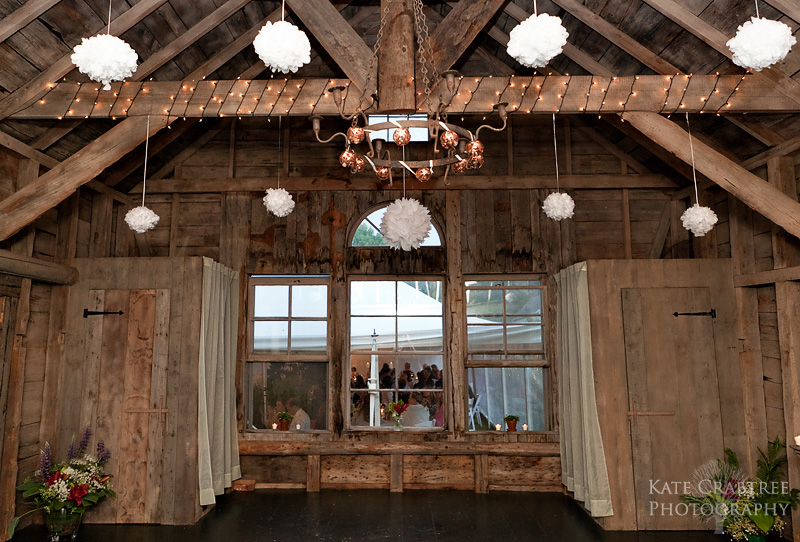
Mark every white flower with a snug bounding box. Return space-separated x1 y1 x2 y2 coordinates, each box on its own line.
507 13 569 68
124 205 160 233
263 188 295 217
253 20 311 73
542 192 575 221
380 198 432 251
727 17 796 71
681 204 718 236
71 34 139 90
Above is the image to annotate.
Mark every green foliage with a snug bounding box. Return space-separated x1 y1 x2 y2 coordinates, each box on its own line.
352 224 385 246
756 436 786 484
504 415 519 422
725 447 740 470
277 411 293 421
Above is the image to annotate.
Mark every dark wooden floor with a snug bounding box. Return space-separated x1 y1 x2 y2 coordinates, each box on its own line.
14 490 722 541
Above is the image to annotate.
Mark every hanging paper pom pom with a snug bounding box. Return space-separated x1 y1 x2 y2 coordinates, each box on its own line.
124 206 160 233
71 34 139 90
263 188 295 217
542 192 575 221
727 17 796 71
507 13 569 69
380 198 432 251
681 204 718 236
253 20 311 73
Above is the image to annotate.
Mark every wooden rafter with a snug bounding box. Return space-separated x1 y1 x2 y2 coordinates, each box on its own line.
426 0 507 77
764 0 800 23
13 75 798 119
621 111 800 239
0 0 172 121
0 115 169 241
378 0 415 112
285 0 373 92
0 0 61 44
638 0 800 107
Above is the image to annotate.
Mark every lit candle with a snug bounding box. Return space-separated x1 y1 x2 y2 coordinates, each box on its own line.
495 424 501 431
272 423 277 430
522 424 528 431
296 424 301 431
794 435 800 446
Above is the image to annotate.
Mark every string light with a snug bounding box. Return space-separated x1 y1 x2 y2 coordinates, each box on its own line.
668 73 692 117
660 74 677 113
714 72 747 116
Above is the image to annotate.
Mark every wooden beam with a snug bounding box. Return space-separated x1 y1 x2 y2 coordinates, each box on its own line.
649 203 671 258
638 0 800 107
0 0 60 44
0 0 171 121
725 115 785 147
0 130 59 169
14 75 798 119
764 0 800 23
0 115 168 241
29 120 82 151
741 134 800 170
548 0 680 75
238 439 560 456
0 248 78 284
284 0 373 92
139 173 675 193
621 111 800 239
427 0 507 76
379 0 416 112
735 266 800 287
570 117 651 173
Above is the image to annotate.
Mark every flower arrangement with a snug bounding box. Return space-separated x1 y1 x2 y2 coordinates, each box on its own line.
681 438 798 541
8 428 114 538
388 400 409 429
277 411 294 421
503 415 520 422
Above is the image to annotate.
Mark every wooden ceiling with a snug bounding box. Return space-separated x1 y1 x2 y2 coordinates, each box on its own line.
0 0 799 237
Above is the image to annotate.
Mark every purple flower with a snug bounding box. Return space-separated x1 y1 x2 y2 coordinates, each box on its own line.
96 440 111 465
77 427 91 457
66 436 77 460
39 442 52 480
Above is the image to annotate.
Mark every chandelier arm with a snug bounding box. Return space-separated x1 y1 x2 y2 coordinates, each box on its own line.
474 115 508 139
313 130 348 145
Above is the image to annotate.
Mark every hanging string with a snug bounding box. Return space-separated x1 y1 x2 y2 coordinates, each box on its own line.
402 145 406 198
281 0 285 21
754 0 760 18
533 0 538 16
277 115 282 188
552 113 560 192
107 0 112 34
685 112 699 204
142 115 150 207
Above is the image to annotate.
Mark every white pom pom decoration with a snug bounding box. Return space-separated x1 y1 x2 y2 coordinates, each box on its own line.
263 188 295 217
681 204 718 237
542 192 575 221
253 20 311 73
71 34 138 90
124 206 160 233
507 13 569 68
727 17 796 71
380 198 432 251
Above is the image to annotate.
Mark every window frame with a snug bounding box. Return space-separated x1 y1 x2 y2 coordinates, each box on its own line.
347 275 447 432
348 202 444 248
463 275 552 432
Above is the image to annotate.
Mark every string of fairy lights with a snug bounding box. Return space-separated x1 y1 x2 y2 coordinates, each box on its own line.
30 73 755 120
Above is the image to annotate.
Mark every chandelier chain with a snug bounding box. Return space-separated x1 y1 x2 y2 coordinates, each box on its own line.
413 0 438 111
359 0 389 109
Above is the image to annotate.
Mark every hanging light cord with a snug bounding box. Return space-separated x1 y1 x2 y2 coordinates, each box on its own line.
685 112 699 204
754 0 760 18
552 113 560 192
142 115 150 207
107 0 112 34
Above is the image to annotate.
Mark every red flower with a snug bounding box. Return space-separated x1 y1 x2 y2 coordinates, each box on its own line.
68 484 89 506
393 401 409 415
45 471 61 486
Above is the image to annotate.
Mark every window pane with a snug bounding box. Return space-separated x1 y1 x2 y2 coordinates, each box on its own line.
248 362 327 430
253 321 288 352
398 317 442 350
504 280 542 287
290 321 327 352
351 281 397 315
507 325 543 352
465 288 504 317
254 285 288 317
292 285 328 317
467 324 504 351
351 317 395 350
465 281 501 288
398 281 443 315
466 367 546 431
505 288 542 315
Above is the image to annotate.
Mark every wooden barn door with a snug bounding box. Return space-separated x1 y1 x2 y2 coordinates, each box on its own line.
81 288 170 524
622 287 724 530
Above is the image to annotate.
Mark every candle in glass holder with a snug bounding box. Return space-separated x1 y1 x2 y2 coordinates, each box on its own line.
272 423 277 430
522 424 528 431
494 424 501 431
296 424 301 431
794 435 800 446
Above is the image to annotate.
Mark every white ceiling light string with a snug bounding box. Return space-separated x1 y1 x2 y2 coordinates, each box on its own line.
125 116 161 233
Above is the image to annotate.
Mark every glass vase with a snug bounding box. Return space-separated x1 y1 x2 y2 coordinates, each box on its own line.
394 416 403 431
44 508 83 542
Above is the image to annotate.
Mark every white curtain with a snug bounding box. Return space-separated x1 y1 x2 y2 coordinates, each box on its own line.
554 262 613 517
198 257 241 506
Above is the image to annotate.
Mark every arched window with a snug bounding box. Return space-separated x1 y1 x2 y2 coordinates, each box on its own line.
350 203 443 247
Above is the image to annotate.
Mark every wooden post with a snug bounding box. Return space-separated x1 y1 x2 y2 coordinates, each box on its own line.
445 192 465 433
307 455 321 492
390 454 403 493
622 189 632 259
378 0 415 112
